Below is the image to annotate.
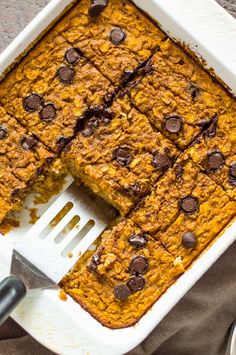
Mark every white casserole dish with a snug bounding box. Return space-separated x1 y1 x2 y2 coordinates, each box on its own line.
0 0 236 354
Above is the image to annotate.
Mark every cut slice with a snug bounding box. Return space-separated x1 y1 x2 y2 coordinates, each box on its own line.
0 33 113 153
0 106 54 224
130 154 236 267
61 218 184 328
129 40 232 149
56 0 166 85
186 102 236 202
64 96 179 215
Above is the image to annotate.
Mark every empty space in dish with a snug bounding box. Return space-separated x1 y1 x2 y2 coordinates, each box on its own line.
0 0 236 354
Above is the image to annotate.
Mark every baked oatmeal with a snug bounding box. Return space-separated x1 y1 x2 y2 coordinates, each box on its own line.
0 0 235 330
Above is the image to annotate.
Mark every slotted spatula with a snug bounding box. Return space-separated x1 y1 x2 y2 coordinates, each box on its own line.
0 177 115 325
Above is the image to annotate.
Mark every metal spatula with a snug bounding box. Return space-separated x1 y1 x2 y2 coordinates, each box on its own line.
0 177 115 325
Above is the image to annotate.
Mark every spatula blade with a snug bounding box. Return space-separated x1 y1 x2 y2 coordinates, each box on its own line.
11 250 55 289
12 180 116 287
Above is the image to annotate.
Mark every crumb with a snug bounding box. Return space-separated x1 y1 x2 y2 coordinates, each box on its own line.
33 175 66 205
68 215 80 231
74 177 82 187
28 208 39 224
0 217 20 235
59 289 68 301
68 251 73 258
50 202 73 227
33 159 68 205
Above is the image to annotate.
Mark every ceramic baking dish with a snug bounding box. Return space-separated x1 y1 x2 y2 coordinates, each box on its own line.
0 0 236 354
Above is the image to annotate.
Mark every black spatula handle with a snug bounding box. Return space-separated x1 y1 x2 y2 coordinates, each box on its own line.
0 276 26 326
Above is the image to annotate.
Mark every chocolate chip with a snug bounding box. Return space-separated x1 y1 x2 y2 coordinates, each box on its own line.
0 125 7 140
206 124 217 138
121 69 133 84
46 157 54 165
64 48 82 65
119 182 146 198
39 103 57 122
114 147 132 166
57 136 70 150
57 66 75 84
207 151 224 171
88 116 100 128
128 234 147 248
164 115 182 134
11 188 20 201
82 107 112 125
163 146 171 155
143 61 153 75
199 118 212 130
87 253 101 271
229 162 236 185
229 162 236 179
120 183 150 198
129 256 148 275
80 109 95 121
126 78 141 91
175 164 184 179
93 254 101 265
89 0 108 17
76 116 85 131
114 284 131 301
180 196 199 214
23 93 43 112
182 232 198 249
110 28 126 45
178 59 185 65
127 276 145 293
101 111 112 125
37 167 44 175
88 105 102 116
152 152 171 171
188 83 200 99
81 125 94 137
21 136 38 150
229 178 236 186
83 115 100 135
104 92 115 105
205 116 218 138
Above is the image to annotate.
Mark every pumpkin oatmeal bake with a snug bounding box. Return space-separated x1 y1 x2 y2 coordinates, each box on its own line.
61 154 236 327
64 95 179 215
0 0 235 329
